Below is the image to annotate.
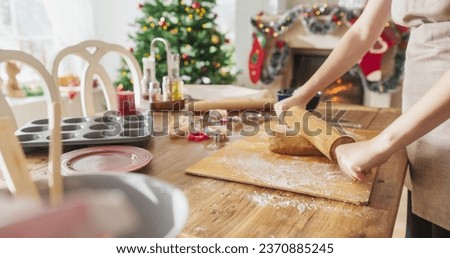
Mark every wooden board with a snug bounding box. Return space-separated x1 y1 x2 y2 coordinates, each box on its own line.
186 128 379 205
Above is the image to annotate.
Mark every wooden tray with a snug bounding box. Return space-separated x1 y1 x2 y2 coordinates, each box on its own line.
149 99 185 111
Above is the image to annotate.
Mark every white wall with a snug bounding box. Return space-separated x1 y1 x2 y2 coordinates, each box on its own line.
90 0 141 77
234 0 292 87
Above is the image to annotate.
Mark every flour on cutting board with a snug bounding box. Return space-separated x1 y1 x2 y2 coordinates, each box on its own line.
185 132 377 205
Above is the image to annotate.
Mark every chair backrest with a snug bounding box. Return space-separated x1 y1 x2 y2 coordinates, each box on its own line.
0 90 16 129
51 40 143 116
0 50 62 201
0 49 61 131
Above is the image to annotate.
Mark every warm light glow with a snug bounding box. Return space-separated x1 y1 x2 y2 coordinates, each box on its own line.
265 28 270 33
324 84 352 95
142 26 148 31
281 26 286 30
163 25 168 30
188 14 194 19
258 23 264 28
273 32 278 37
337 21 342 26
315 10 321 15
187 27 192 32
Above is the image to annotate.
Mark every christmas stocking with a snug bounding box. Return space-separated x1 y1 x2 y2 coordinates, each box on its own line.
359 28 398 82
248 32 266 84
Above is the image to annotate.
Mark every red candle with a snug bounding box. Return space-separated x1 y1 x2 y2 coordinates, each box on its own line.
117 91 135 116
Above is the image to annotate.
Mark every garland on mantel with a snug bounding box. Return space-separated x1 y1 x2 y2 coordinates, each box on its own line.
250 3 347 37
249 4 410 93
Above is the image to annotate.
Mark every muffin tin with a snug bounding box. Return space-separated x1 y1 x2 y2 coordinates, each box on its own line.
16 113 153 148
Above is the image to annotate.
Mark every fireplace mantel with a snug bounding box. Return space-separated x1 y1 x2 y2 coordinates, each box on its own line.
261 17 399 108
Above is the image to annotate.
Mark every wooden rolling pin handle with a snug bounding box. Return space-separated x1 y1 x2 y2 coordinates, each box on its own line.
285 106 355 161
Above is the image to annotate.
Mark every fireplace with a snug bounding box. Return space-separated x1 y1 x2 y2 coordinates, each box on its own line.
290 48 364 105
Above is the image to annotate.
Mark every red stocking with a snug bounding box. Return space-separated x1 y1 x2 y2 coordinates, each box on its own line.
359 28 398 82
248 33 265 84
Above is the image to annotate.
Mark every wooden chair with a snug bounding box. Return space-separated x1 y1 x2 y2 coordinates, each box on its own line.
51 40 143 116
0 50 61 131
0 90 15 129
0 50 62 203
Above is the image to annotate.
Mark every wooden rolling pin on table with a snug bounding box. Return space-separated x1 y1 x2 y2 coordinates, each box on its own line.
284 106 355 161
187 98 274 112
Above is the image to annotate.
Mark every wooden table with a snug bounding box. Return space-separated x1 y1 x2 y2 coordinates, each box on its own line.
25 103 408 237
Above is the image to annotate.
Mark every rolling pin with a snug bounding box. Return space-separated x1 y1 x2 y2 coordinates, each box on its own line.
284 106 355 162
187 98 274 112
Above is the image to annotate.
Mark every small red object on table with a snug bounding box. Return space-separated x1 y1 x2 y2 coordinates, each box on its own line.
187 132 210 142
117 91 135 116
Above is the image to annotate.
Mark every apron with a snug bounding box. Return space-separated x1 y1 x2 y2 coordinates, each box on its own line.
391 0 450 230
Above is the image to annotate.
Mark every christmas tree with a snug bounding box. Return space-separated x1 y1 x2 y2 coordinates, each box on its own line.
115 0 237 91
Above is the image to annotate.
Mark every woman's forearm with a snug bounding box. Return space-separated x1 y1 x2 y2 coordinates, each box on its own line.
294 0 392 103
378 69 450 155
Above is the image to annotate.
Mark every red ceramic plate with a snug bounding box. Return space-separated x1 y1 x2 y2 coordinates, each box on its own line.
61 146 153 174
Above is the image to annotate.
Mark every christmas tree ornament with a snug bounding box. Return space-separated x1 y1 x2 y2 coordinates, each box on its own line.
192 1 201 9
211 35 220 44
158 17 167 27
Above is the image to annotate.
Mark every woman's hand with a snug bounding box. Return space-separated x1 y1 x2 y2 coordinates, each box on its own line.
274 87 313 116
274 95 304 116
335 137 390 181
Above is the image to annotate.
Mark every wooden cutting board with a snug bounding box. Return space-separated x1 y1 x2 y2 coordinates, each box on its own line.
186 128 379 205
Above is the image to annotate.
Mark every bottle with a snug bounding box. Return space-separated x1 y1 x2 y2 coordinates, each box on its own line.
170 54 184 101
141 57 152 97
149 81 160 102
162 76 171 101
